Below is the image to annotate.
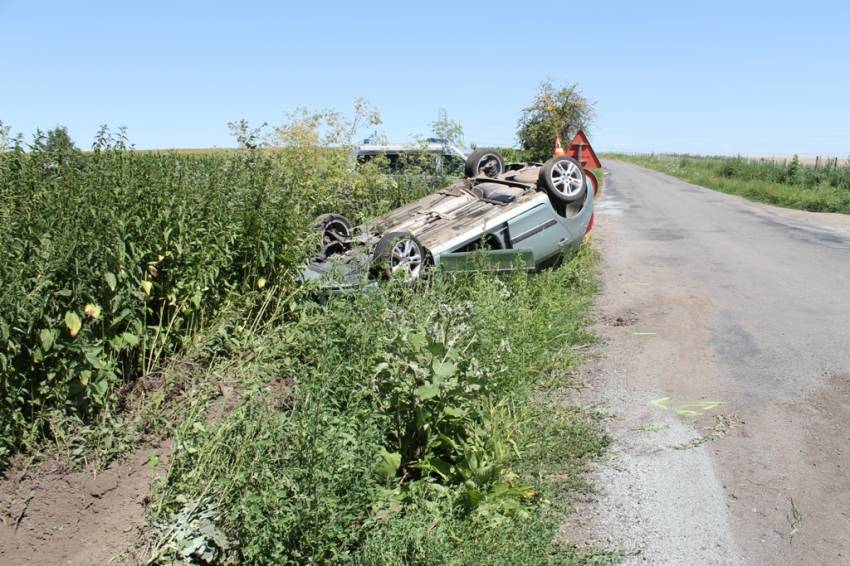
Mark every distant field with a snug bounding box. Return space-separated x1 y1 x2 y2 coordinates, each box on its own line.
134 146 236 154
604 153 850 214
750 155 848 166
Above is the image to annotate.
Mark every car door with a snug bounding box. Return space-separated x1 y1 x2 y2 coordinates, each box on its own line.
506 203 571 263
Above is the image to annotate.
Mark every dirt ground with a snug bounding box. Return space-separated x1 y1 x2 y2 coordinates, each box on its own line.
560 161 850 564
0 442 170 565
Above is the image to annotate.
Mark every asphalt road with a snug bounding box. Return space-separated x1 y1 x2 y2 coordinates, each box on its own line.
561 161 850 565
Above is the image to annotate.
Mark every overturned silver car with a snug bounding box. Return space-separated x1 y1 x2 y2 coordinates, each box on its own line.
303 149 595 290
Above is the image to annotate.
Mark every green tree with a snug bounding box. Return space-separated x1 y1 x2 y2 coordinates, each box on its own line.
430 108 464 150
227 119 268 149
44 126 79 153
272 97 382 147
33 126 84 167
517 81 595 161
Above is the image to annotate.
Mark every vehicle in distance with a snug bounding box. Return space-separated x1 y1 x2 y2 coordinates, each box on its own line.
356 139 468 175
303 149 595 290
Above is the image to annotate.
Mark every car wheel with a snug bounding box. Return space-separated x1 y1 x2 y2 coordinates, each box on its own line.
314 213 352 256
372 232 426 281
464 149 505 179
539 156 587 203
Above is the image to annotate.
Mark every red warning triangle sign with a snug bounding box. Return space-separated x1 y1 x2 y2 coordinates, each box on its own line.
566 130 601 169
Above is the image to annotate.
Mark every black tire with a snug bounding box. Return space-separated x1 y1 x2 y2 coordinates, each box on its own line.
313 214 352 256
371 232 426 281
538 156 587 203
464 149 505 179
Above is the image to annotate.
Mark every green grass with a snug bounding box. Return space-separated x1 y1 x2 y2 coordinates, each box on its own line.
142 249 613 565
605 153 850 213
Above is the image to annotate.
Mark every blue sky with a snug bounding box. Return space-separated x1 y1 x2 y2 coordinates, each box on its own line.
2 1 849 155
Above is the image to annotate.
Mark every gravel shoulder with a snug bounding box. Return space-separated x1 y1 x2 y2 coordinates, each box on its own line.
560 161 850 565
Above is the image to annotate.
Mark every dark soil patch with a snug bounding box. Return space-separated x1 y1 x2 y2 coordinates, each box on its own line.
0 442 171 565
604 311 638 327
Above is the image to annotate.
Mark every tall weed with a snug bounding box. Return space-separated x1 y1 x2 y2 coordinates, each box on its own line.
0 133 444 464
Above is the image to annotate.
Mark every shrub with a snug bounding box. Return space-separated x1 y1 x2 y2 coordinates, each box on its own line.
148 249 608 564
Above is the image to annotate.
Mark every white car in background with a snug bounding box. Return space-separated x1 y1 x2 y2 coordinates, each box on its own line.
355 139 468 175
